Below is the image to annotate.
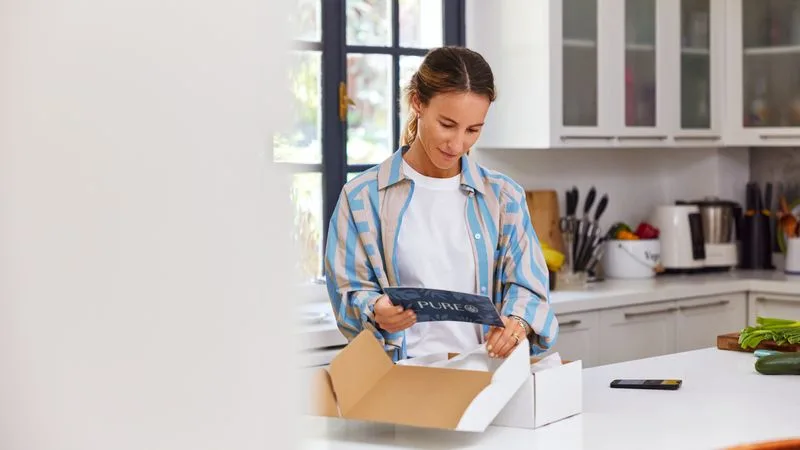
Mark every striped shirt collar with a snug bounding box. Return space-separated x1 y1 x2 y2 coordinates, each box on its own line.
377 146 485 195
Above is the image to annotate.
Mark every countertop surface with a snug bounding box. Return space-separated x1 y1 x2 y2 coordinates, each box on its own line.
300 347 800 450
300 270 800 353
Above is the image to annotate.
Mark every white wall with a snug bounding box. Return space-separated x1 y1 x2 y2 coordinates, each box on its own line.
0 1 297 449
472 147 750 230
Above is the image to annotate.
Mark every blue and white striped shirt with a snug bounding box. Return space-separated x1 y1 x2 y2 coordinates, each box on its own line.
324 147 558 361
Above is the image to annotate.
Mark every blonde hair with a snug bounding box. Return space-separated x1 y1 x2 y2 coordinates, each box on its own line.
400 46 497 147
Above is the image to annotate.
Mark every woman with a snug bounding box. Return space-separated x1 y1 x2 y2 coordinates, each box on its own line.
324 46 558 362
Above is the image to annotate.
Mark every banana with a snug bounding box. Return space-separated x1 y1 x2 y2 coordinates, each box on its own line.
541 242 565 272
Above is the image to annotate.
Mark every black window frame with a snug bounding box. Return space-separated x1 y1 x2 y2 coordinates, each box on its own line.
286 0 465 282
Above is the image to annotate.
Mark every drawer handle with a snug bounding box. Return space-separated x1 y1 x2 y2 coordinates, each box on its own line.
616 135 668 141
673 135 721 141
560 319 582 327
560 135 615 141
759 134 800 140
624 307 677 319
755 296 795 303
678 300 730 311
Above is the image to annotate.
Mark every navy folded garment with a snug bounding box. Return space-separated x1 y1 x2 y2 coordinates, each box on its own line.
383 287 504 327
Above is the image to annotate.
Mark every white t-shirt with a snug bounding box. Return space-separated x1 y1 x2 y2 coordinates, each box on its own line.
396 159 483 358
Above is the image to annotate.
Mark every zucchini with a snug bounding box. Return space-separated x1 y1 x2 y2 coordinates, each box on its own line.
754 353 800 375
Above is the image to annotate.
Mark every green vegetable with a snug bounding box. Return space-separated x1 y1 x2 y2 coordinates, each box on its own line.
754 353 800 375
738 316 800 349
607 222 632 239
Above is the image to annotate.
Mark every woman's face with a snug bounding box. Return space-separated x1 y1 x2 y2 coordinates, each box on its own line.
412 91 490 171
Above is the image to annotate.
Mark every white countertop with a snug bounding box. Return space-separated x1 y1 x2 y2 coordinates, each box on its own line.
299 270 800 356
300 348 800 450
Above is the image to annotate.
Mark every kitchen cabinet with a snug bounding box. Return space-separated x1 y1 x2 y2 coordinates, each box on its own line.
598 301 678 365
545 311 602 368
675 293 747 352
724 0 800 146
465 0 725 149
748 292 800 324
673 0 726 145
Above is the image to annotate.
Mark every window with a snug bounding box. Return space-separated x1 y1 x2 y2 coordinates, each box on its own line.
276 0 465 283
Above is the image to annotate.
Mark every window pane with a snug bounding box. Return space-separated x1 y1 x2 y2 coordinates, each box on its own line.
399 0 443 48
563 0 598 126
347 54 393 165
399 55 424 135
289 0 321 42
625 0 657 127
291 172 323 282
741 0 800 127
680 0 711 129
273 51 322 164
347 0 392 46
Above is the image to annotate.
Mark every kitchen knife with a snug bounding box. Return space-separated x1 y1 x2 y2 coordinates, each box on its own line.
745 182 755 216
764 182 773 216
570 188 583 267
754 182 763 213
765 182 774 250
573 187 596 270
585 236 609 273
562 187 579 272
576 194 608 270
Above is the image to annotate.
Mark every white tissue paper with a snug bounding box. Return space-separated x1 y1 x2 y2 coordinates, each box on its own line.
530 353 563 373
397 344 504 372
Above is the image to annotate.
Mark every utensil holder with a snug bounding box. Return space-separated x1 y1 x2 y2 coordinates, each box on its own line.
785 238 800 275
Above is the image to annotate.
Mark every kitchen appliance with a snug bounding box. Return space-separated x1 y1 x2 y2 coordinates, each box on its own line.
652 204 706 271
652 198 740 272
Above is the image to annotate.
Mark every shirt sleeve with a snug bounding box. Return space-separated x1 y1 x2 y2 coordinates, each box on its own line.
497 191 559 354
323 189 401 354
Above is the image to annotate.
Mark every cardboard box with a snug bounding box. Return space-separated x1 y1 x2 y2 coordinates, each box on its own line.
310 330 582 432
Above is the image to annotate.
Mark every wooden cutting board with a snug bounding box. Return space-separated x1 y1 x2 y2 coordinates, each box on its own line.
525 190 564 253
716 332 800 353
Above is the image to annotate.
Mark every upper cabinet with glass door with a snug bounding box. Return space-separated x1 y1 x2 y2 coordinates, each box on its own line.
466 0 617 149
725 0 800 146
672 0 725 146
466 0 727 149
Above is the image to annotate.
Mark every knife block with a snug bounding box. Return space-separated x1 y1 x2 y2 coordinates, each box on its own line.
525 190 564 254
740 213 773 270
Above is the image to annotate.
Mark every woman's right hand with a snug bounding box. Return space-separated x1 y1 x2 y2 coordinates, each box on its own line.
374 295 416 333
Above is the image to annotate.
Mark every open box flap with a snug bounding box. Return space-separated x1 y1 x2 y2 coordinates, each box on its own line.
328 330 394 415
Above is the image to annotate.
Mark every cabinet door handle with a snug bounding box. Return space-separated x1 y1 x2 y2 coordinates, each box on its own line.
624 307 678 319
560 319 582 327
759 134 800 140
678 300 730 311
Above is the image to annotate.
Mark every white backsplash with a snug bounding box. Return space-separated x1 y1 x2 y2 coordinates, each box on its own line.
471 146 750 231
750 147 800 192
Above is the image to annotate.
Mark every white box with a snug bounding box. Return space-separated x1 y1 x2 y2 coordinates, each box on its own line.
493 356 583 429
396 340 584 429
310 330 532 432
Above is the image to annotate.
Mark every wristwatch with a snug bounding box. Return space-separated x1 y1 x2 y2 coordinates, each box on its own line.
509 315 532 337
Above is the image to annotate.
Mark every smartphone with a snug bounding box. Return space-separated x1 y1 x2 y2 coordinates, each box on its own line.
609 379 682 390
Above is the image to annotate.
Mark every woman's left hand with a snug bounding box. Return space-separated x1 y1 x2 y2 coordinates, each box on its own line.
485 316 527 358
